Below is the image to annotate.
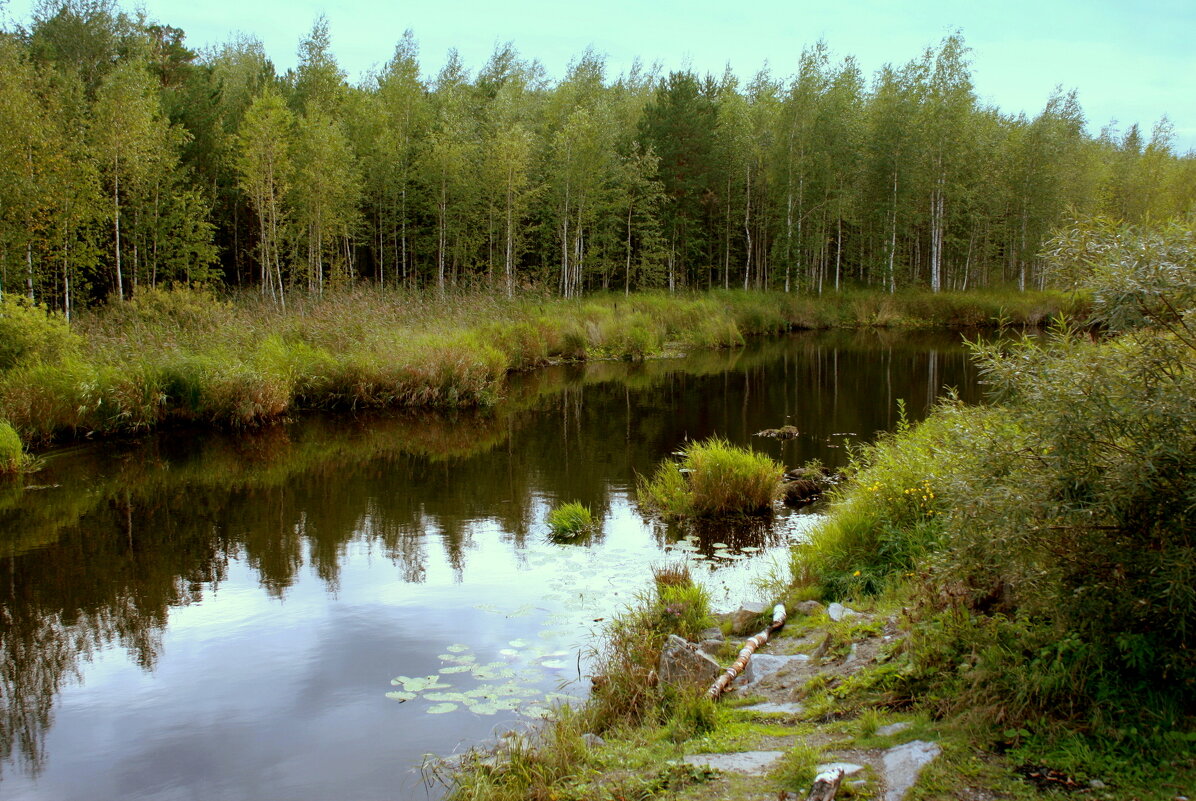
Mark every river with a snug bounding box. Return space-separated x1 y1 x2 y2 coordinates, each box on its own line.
0 329 980 800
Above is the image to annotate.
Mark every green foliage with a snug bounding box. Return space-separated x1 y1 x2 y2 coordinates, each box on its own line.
638 436 783 518
0 295 80 371
796 217 1196 740
0 419 29 474
546 501 595 542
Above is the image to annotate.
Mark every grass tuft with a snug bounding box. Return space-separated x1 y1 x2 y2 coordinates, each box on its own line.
546 501 596 542
638 436 783 518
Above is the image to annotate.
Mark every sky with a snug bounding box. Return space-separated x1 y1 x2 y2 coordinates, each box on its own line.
11 0 1196 152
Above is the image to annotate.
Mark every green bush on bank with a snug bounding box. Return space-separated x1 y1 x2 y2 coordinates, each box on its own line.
637 436 783 518
791 218 1195 742
0 419 29 474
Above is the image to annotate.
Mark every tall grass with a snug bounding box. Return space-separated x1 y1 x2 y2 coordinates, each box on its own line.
0 420 29 474
0 285 1081 443
638 436 783 517
546 501 595 541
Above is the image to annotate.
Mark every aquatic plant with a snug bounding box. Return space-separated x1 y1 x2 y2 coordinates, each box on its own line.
546 501 595 541
638 436 783 518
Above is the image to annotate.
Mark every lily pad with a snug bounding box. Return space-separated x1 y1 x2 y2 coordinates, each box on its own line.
541 659 568 670
508 639 529 648
446 644 471 653
426 703 458 714
385 691 416 702
439 665 473 674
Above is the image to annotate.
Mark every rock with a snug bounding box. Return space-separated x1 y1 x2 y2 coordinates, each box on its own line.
741 701 804 716
876 721 913 737
731 602 768 635
811 632 833 659
1088 779 1106 789
698 626 724 642
581 733 605 749
882 740 942 801
817 762 866 777
658 634 723 687
756 425 800 439
741 653 808 686
682 751 785 775
795 600 826 616
698 639 724 656
827 602 860 622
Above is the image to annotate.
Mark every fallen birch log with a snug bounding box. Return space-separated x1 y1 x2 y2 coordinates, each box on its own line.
705 603 787 700
807 768 844 801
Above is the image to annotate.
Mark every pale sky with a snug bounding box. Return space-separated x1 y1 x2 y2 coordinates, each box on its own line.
12 0 1196 152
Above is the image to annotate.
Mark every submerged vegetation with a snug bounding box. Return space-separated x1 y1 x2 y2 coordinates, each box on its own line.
0 286 1075 443
637 436 784 518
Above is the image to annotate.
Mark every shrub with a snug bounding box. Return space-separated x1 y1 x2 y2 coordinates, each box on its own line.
546 501 595 541
0 419 29 473
638 436 783 518
796 218 1196 733
0 294 79 371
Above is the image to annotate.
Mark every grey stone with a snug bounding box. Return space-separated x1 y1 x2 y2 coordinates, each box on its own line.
741 653 808 686
741 701 804 716
698 638 724 655
1088 780 1106 790
794 600 826 616
876 721 913 737
698 626 725 642
816 762 866 776
682 751 785 775
731 602 768 635
581 733 605 749
658 634 723 687
882 740 941 801
828 602 860 622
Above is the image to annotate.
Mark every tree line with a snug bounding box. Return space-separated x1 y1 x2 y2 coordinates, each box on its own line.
1 0 1193 314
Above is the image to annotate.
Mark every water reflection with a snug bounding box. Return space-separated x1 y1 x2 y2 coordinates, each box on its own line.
0 329 978 796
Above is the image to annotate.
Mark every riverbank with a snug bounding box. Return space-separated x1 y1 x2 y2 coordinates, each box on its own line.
0 286 1079 445
438 219 1194 800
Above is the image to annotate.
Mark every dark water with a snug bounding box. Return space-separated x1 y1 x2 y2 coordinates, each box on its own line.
0 330 980 801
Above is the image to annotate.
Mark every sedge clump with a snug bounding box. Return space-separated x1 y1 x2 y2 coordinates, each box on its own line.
546 501 596 541
638 436 783 518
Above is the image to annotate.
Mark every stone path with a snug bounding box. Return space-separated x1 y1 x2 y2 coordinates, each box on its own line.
666 603 941 800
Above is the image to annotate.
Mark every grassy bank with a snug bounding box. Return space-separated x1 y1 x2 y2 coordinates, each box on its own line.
788 219 1195 794
0 286 1079 443
441 219 1192 800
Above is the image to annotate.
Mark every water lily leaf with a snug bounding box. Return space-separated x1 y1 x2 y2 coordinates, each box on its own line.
395 675 450 692
498 648 520 657
508 639 529 648
424 692 468 703
470 703 499 715
385 691 416 702
439 665 473 674
541 659 568 670
520 705 551 718
446 644 470 653
426 703 458 714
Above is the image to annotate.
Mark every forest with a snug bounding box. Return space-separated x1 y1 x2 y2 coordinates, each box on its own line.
2 0 1194 315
